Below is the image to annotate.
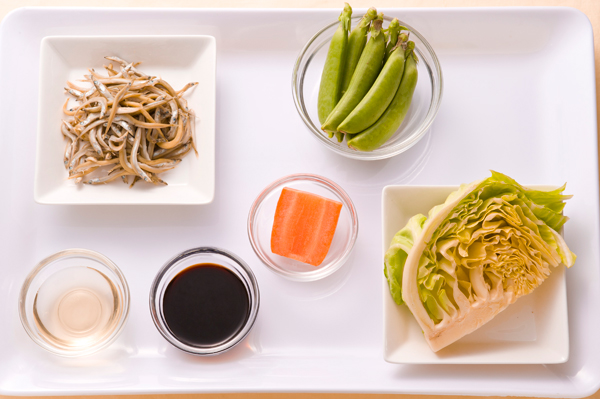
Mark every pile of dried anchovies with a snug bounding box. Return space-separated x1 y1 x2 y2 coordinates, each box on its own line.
62 56 197 186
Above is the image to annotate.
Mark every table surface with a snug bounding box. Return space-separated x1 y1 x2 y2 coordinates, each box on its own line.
1 0 598 398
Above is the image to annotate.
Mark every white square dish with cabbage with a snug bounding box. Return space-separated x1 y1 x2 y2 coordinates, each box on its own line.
382 172 575 364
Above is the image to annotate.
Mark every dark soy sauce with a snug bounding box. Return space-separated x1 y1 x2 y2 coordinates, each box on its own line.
163 263 250 347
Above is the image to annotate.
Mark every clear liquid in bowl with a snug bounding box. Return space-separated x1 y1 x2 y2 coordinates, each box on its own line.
33 266 120 350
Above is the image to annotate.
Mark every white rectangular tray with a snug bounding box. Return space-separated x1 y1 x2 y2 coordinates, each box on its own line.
0 6 598 398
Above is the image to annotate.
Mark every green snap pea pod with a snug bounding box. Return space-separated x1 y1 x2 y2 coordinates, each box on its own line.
321 14 386 134
317 3 352 128
333 7 377 144
347 45 418 152
340 7 378 96
338 34 409 134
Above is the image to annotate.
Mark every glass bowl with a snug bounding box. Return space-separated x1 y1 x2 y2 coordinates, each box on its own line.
292 15 443 160
18 249 130 357
149 247 260 356
247 174 358 282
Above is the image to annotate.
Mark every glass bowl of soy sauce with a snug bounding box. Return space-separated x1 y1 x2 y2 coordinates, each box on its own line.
149 247 260 356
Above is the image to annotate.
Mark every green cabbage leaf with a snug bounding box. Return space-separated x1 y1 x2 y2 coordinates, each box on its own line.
384 214 427 305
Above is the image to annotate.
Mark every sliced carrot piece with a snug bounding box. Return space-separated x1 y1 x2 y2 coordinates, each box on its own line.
271 187 343 266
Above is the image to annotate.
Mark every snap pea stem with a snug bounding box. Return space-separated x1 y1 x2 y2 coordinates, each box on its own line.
347 44 418 152
341 7 378 96
338 33 409 134
384 18 401 63
317 3 352 127
321 13 386 134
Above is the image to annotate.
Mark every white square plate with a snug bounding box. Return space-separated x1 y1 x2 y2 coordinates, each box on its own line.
34 35 216 205
382 185 569 364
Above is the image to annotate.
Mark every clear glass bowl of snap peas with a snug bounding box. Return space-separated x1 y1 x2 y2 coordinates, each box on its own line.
292 15 442 161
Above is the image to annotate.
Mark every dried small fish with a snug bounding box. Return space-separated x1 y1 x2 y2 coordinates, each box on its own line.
92 78 114 101
62 56 198 185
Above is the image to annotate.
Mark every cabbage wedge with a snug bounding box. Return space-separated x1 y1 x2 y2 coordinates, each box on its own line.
384 172 576 352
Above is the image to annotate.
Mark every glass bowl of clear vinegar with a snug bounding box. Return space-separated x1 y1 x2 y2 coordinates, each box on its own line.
19 249 130 357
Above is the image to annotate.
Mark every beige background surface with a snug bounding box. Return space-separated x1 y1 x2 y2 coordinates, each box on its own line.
0 0 598 398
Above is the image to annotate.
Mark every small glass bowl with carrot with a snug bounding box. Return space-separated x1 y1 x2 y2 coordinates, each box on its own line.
292 6 442 161
247 174 358 282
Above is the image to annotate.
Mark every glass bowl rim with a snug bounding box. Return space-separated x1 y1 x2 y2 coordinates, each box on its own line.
292 15 443 161
247 173 359 282
18 248 131 357
149 246 260 356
